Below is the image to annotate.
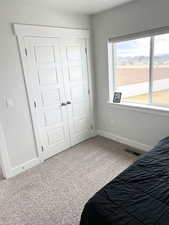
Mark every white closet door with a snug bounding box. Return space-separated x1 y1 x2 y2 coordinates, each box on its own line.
62 39 92 145
25 38 70 160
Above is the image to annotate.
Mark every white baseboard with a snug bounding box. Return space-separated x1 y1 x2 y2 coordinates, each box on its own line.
10 158 40 178
97 130 152 152
6 131 151 178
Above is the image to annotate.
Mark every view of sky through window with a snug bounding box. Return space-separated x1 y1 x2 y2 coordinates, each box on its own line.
113 33 169 105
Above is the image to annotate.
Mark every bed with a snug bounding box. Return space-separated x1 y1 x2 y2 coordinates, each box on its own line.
80 136 169 225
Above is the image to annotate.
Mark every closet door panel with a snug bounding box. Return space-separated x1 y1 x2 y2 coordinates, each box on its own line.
25 37 70 160
62 39 92 145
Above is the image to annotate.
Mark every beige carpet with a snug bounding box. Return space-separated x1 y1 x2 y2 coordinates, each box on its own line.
0 136 139 225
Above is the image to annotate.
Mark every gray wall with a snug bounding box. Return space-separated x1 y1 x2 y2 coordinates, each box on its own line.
1 0 169 172
92 0 169 148
0 1 90 168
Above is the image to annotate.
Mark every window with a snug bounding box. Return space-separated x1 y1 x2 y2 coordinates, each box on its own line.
109 31 169 108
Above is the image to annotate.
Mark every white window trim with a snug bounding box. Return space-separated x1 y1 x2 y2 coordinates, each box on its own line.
149 36 154 103
108 26 169 115
108 25 169 43
107 101 169 117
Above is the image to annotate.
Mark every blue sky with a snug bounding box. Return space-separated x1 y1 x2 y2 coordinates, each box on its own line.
116 33 169 57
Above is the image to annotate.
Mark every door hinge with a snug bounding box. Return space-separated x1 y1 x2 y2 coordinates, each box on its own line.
25 48 28 56
34 101 37 108
90 125 94 130
85 48 87 55
88 89 90 95
41 146 44 152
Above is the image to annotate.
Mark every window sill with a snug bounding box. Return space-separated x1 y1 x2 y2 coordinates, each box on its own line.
107 101 169 117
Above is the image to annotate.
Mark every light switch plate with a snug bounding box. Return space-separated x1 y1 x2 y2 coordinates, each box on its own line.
5 97 15 108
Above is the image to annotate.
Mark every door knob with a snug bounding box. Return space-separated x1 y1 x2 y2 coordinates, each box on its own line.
61 103 67 106
66 101 71 105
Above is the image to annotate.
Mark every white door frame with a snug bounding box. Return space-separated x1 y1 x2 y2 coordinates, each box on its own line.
0 122 12 179
14 24 95 162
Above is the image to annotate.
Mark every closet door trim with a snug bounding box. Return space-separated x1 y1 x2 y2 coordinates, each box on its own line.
14 24 90 39
14 24 94 162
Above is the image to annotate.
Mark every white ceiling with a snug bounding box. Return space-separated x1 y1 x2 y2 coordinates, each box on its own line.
11 0 135 15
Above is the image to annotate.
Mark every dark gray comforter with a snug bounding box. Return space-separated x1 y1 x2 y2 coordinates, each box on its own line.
80 137 169 225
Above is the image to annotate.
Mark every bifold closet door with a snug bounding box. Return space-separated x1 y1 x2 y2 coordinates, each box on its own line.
61 39 92 145
24 36 92 160
25 38 70 160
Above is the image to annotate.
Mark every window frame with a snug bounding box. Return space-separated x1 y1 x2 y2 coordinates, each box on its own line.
108 26 169 110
